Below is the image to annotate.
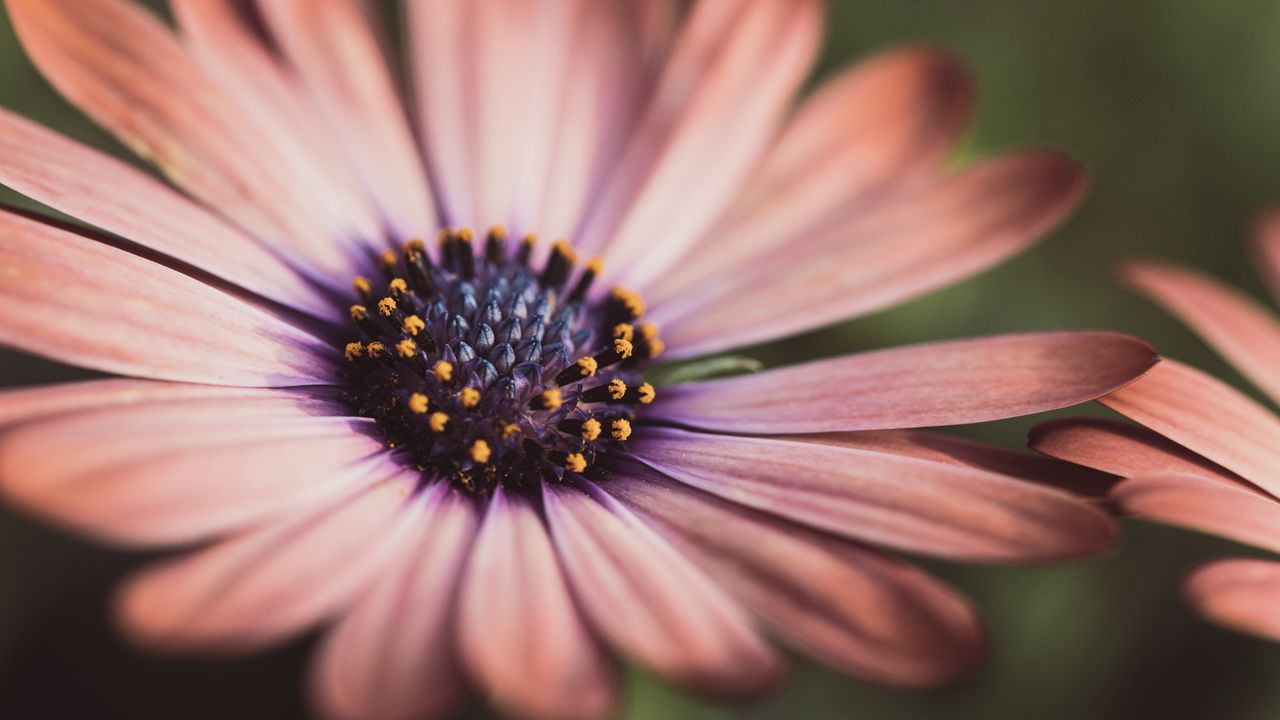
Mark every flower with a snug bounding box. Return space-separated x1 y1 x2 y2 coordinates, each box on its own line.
0 1 1155 718
1031 214 1280 643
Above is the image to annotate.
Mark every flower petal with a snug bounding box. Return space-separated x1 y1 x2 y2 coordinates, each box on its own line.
0 388 385 546
1101 360 1280 498
0 211 332 385
458 487 616 720
115 471 420 654
309 484 478 720
606 461 985 687
1253 210 1280 304
543 483 783 698
171 0 385 245
0 378 232 429
575 0 822 289
1124 260 1280 406
0 108 333 318
802 429 1117 497
1029 417 1245 486
628 428 1116 563
4 0 363 277
646 46 972 306
1183 558 1280 643
650 332 1157 434
255 0 436 238
651 153 1085 357
1112 473 1280 554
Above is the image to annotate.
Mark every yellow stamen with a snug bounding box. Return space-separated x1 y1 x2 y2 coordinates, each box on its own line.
408 393 429 415
552 239 577 263
352 276 372 295
404 238 426 254
611 418 632 441
637 382 655 404
585 257 604 274
522 232 538 248
638 322 660 341
470 439 491 464
489 224 508 241
379 249 398 268
576 356 599 378
377 297 397 317
344 342 364 361
502 423 522 439
396 339 417 358
607 378 627 400
564 452 587 473
402 315 426 336
434 360 454 382
581 418 602 441
460 387 481 408
611 287 646 318
647 338 666 358
539 388 563 410
429 412 449 432
388 278 409 296
613 323 635 342
366 341 386 358
613 338 634 359
349 304 368 321
458 227 475 243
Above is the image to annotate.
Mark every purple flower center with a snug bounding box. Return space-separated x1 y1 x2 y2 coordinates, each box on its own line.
340 227 660 494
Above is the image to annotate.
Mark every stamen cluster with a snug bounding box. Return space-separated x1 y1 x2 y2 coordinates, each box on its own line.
341 228 662 494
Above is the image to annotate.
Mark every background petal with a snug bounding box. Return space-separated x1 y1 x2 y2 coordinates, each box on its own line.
1183 559 1280 644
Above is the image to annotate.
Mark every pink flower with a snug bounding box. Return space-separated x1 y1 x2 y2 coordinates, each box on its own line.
1032 215 1280 644
0 1 1155 718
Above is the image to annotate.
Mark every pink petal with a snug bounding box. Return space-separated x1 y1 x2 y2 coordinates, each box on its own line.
255 0 436 239
650 331 1157 434
1112 473 1280 554
575 0 822 289
309 483 478 720
458 488 616 720
1124 260 1280 406
4 0 363 278
115 471 420 654
1253 209 1280 304
801 429 1117 497
1101 359 1280 498
1183 558 1280 643
651 152 1086 357
646 46 972 306
0 388 386 546
0 108 333 318
543 483 783 698
0 211 332 385
0 378 235 429
629 428 1116 563
171 0 386 246
606 461 985 687
1029 418 1246 486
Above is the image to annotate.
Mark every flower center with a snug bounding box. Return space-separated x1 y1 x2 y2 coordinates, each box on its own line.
340 227 661 494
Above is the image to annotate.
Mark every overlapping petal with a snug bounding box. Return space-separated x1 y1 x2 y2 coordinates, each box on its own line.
1029 418 1246 486
650 332 1156 434
1183 559 1280 643
629 428 1116 563
1111 473 1280 554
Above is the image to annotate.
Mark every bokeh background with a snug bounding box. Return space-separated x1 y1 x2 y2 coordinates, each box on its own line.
3 1 1280 718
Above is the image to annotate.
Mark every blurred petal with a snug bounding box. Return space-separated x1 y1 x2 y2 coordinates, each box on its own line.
0 211 332 385
803 429 1117 497
1125 260 1280 406
256 0 436 238
4 0 363 277
576 0 821 289
544 484 782 698
0 389 385 546
1029 417 1246 486
0 379 234 429
458 488 616 720
1101 360 1280 498
629 428 1116 563
1253 210 1280 304
1183 559 1280 643
606 461 985 687
651 332 1156 434
647 46 972 305
1113 473 1280 554
0 108 333 318
309 484 478 720
171 0 385 245
652 153 1085 356
116 471 420 654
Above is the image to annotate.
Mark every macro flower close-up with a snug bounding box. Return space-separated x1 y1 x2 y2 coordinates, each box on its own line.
0 1 1170 718
1031 220 1280 645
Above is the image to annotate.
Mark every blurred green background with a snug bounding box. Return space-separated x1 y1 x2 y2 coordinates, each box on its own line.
3 1 1280 718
